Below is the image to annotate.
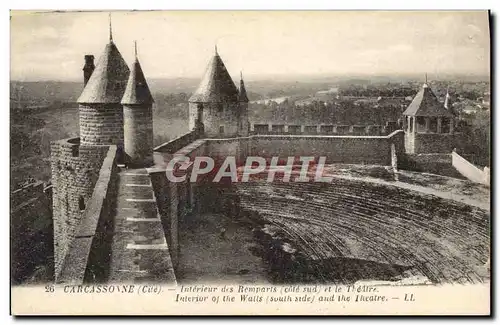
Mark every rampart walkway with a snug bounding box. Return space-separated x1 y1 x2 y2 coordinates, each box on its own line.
108 168 176 283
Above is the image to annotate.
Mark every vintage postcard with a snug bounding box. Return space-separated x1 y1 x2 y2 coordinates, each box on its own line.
10 10 491 315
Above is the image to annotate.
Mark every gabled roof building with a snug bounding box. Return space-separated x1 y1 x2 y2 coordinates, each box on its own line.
403 83 454 118
403 81 457 154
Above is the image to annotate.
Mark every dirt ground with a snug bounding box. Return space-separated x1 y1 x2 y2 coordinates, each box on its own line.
176 213 271 284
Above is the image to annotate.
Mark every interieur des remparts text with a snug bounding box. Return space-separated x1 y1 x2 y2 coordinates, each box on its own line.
174 285 417 304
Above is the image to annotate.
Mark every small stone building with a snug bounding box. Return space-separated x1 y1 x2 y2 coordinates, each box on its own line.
403 82 456 154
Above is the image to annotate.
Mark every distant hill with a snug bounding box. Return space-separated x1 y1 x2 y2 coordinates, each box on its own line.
10 79 201 105
147 78 198 94
10 81 83 104
10 72 490 107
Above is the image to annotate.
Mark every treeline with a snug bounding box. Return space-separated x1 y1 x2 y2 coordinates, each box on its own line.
152 92 190 146
461 110 490 166
153 92 190 119
338 84 417 98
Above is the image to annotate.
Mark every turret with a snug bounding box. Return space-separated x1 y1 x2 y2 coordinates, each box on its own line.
76 16 129 147
238 71 249 103
238 72 249 136
188 46 245 137
121 42 154 167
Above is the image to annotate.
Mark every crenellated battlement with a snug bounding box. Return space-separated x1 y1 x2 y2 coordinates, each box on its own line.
250 121 400 136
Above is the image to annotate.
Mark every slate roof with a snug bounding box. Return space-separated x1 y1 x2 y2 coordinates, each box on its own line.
121 57 154 105
403 84 454 117
77 41 130 104
189 52 239 103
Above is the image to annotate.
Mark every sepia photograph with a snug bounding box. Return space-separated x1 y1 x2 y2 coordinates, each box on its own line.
9 9 491 315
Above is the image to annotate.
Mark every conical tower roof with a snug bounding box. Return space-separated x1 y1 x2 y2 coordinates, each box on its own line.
403 83 454 117
189 49 239 103
121 44 154 105
238 72 249 102
77 41 130 104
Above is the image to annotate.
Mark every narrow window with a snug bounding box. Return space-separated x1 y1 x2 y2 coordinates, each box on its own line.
71 146 79 157
441 117 450 134
416 116 426 133
79 196 85 211
217 103 223 113
197 103 204 122
429 118 438 133
219 125 225 134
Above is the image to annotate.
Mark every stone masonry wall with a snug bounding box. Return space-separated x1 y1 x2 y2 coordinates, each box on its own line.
57 145 118 284
452 151 489 186
155 131 404 170
123 104 154 166
149 141 206 270
249 132 404 165
205 137 249 165
405 132 415 154
413 133 457 154
50 137 110 278
150 172 180 270
79 103 124 146
153 131 198 154
199 130 405 166
189 102 242 138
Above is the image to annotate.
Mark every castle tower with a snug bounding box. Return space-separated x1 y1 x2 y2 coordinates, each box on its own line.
77 20 129 147
121 42 155 167
51 17 128 280
238 72 250 136
402 80 455 154
188 46 246 137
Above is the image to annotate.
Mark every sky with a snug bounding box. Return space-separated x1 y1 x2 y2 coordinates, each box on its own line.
10 10 490 81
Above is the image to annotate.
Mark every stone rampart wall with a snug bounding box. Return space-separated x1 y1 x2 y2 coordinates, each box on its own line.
452 151 490 186
50 137 111 278
57 145 118 284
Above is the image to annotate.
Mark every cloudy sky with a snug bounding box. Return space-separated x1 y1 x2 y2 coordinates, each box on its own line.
10 10 490 81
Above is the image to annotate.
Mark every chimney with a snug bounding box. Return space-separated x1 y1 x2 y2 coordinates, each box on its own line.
83 55 95 87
